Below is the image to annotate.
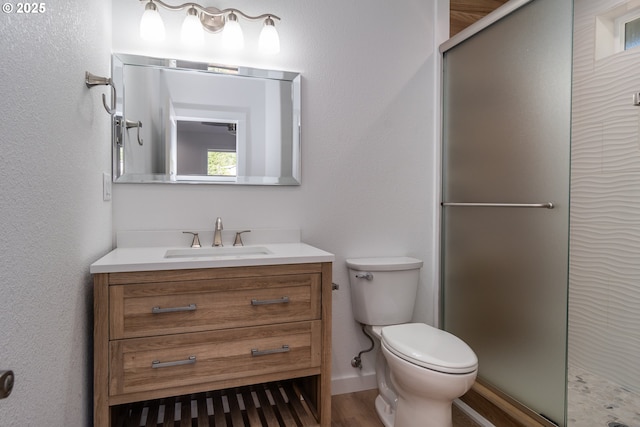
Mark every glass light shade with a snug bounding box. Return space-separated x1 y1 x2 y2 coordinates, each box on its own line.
181 12 204 46
221 15 244 50
140 6 165 41
259 20 280 54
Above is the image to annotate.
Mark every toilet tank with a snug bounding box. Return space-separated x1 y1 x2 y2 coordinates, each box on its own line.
346 257 423 326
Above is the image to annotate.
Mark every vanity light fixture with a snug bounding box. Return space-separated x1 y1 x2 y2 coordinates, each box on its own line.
180 6 204 46
138 0 281 54
220 11 244 50
140 1 166 41
258 16 280 54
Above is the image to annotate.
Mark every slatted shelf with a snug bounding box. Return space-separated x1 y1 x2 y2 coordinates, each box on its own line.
111 381 320 427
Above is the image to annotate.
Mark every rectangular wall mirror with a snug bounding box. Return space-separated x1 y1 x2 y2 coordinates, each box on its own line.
111 53 301 185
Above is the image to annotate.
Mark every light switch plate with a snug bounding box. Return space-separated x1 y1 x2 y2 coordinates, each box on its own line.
103 173 112 201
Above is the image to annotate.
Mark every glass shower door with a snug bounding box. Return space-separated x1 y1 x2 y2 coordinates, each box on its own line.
441 0 573 425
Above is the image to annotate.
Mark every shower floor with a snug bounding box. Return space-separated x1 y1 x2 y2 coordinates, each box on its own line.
567 365 640 427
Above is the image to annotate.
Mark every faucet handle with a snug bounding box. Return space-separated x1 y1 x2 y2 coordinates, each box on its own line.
182 231 201 248
233 230 251 246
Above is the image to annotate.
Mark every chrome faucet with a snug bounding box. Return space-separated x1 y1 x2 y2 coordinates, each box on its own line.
213 217 223 246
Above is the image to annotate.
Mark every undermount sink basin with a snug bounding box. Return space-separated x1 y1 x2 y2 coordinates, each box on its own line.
164 246 272 259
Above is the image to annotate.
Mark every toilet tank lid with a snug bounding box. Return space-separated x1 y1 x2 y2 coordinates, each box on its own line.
345 257 423 271
382 323 478 374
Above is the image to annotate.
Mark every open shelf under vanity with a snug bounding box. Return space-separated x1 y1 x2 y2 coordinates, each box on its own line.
110 379 319 427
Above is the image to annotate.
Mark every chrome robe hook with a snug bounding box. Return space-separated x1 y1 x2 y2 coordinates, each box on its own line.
85 71 116 115
125 119 143 145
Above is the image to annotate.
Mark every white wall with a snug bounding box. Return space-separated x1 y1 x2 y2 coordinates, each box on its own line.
0 1 113 425
112 0 448 393
570 0 640 394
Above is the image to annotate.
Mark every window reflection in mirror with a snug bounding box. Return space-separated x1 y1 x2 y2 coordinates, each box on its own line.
175 120 238 182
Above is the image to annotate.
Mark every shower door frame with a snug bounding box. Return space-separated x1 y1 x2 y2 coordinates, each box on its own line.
439 0 574 425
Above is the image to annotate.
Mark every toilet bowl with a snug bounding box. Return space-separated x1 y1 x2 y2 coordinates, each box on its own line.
382 323 477 427
347 257 478 427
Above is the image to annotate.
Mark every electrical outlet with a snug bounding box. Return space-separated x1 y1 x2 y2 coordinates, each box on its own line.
103 173 112 201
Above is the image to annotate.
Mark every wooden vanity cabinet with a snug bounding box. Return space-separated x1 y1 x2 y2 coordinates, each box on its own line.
94 262 332 427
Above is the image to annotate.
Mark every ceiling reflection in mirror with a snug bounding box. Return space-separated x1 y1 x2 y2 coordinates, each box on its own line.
111 53 301 185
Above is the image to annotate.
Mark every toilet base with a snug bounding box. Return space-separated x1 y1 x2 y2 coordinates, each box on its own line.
375 392 456 427
394 396 454 427
374 394 395 427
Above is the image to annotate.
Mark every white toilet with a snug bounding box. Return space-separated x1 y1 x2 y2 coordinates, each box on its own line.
347 257 478 427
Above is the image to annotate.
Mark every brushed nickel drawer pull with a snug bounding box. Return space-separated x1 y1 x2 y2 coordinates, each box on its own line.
251 345 290 357
151 355 196 369
151 303 197 314
250 296 290 306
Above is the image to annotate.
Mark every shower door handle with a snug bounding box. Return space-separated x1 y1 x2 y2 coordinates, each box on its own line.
442 202 554 209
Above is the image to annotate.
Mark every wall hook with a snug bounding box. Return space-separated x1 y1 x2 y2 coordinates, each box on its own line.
125 119 143 145
85 71 116 115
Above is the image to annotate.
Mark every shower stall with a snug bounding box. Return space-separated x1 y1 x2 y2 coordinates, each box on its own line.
441 0 640 426
569 0 640 425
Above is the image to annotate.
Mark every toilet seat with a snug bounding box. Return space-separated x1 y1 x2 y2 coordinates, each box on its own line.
381 323 478 374
346 257 423 271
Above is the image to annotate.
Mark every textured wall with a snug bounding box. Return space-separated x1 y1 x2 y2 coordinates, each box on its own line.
110 0 448 393
570 0 640 394
0 1 112 425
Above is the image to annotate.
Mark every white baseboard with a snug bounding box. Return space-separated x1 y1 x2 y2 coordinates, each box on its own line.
331 373 378 396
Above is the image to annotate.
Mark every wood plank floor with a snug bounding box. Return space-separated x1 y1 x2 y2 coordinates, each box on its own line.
331 389 481 427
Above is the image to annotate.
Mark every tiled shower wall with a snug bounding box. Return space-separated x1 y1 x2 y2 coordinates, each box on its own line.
569 0 640 395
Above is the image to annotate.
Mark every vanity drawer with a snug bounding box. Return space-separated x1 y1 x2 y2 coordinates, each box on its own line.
110 273 321 339
109 321 321 397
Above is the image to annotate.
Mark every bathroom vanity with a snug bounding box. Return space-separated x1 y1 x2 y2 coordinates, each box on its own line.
91 243 334 427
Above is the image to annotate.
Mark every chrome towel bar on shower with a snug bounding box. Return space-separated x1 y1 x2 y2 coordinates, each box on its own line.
442 202 554 209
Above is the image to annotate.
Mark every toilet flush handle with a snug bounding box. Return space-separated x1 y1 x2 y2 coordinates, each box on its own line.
355 272 373 281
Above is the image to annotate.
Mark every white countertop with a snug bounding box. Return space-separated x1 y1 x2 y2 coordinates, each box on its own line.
90 243 335 274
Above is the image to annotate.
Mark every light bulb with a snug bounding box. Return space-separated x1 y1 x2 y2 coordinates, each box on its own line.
140 1 165 42
181 7 204 46
259 17 280 54
221 12 244 50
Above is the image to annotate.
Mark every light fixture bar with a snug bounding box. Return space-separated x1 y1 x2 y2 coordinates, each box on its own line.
139 0 281 53
138 0 280 21
221 8 280 22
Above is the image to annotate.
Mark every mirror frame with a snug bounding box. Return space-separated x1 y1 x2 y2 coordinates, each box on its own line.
111 53 301 185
